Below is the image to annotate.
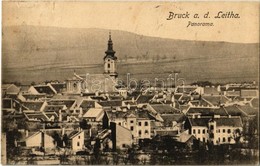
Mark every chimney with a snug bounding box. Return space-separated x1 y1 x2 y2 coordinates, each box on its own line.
127 104 130 110
25 130 29 137
62 127 65 136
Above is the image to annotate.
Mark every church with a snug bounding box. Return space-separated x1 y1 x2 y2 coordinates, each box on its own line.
66 32 118 94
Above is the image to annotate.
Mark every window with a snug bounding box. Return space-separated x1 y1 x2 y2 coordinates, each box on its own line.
203 138 205 143
227 129 231 133
228 137 231 142
198 129 200 134
145 122 148 126
139 130 142 136
203 129 205 134
223 137 226 142
223 129 225 133
77 142 80 146
118 122 121 126
193 129 196 134
130 120 134 123
78 136 80 139
138 122 142 126
210 125 214 130
130 126 134 131
122 144 126 148
145 130 149 134
108 63 110 68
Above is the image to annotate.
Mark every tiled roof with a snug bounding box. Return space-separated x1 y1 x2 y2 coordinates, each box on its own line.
22 101 44 111
155 130 178 137
136 95 154 104
204 87 220 95
83 108 103 118
188 116 243 127
160 114 186 126
2 98 12 109
24 112 49 121
79 100 95 110
43 105 65 112
34 85 56 95
202 95 229 106
189 99 211 107
236 104 258 116
187 107 228 116
176 87 197 93
48 99 76 109
22 94 46 100
215 117 243 127
97 100 122 107
50 83 66 93
251 98 259 108
150 104 180 114
223 105 247 117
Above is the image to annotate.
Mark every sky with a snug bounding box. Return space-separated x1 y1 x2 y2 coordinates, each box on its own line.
2 1 259 43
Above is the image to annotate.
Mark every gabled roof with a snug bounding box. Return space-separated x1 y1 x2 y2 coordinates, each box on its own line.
50 83 66 93
79 100 95 110
34 85 57 95
177 132 196 143
136 95 154 104
83 108 104 119
176 86 197 93
202 95 229 106
24 112 50 122
215 117 243 127
150 104 180 114
204 87 220 95
236 104 258 116
97 100 122 107
2 98 13 109
187 107 228 116
22 93 46 100
223 105 247 117
160 114 186 125
47 99 76 109
251 98 259 108
68 130 83 139
43 105 65 113
188 116 243 128
22 101 45 111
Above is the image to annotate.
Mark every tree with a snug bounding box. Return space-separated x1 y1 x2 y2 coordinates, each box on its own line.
79 119 91 129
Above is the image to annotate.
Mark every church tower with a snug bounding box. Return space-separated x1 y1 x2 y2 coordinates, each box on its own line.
104 32 118 78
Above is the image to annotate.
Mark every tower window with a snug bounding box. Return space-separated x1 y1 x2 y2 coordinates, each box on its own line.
108 63 110 68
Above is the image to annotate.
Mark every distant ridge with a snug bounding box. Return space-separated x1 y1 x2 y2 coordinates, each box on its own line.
2 25 259 84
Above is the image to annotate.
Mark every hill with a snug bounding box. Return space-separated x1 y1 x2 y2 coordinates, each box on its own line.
2 25 258 84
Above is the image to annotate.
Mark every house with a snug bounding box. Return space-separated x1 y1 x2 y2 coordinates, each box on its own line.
103 108 154 140
110 122 133 150
33 84 57 96
20 131 55 149
22 101 48 112
68 130 85 152
96 100 122 108
49 83 66 94
241 89 259 98
175 131 196 149
2 84 20 95
202 95 230 106
24 112 50 122
82 108 104 123
47 99 77 111
185 106 229 117
184 116 243 145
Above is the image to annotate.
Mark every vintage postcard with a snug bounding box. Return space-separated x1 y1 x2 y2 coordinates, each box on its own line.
1 1 259 165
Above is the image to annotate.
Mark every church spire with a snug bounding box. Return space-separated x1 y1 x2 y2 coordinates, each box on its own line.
105 31 116 58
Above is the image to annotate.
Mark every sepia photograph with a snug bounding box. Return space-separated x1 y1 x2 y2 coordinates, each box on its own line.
1 1 259 165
